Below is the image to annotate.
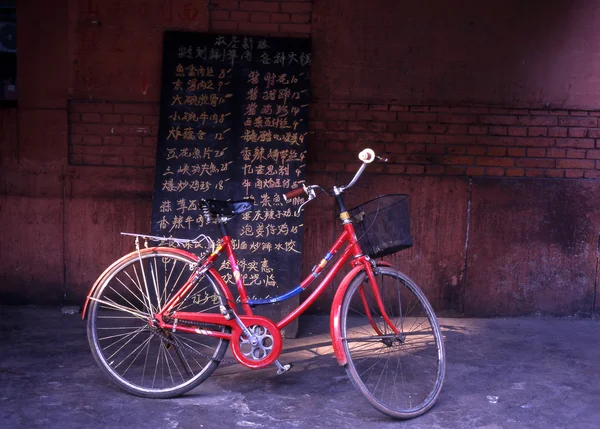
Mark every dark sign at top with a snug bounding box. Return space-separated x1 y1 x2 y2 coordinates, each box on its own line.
151 31 311 303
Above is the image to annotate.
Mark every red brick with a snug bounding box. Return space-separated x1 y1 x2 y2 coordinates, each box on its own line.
566 149 585 158
250 11 271 22
526 148 546 157
525 169 546 177
489 126 508 135
321 110 357 121
326 121 346 131
271 12 291 23
425 145 445 155
81 113 101 123
384 143 405 153
279 23 311 33
238 22 278 33
397 134 432 144
444 155 475 165
556 159 595 169
516 137 554 147
114 103 154 115
122 114 143 125
446 125 468 134
469 107 490 114
325 141 345 151
281 2 312 13
405 165 425 175
290 14 310 24
565 169 585 178
555 138 595 149
230 10 250 21
124 136 143 146
479 115 518 125
519 116 557 126
385 164 406 174
450 107 471 114
547 148 566 158
369 104 390 111
515 158 555 168
485 167 505 176
389 123 409 133
545 169 565 178
211 10 229 20
82 155 104 165
558 117 597 127
438 114 474 124
348 103 369 110
476 157 514 167
477 136 516 146
346 122 368 131
450 146 468 155
405 143 425 153
212 21 239 32
71 102 113 114
466 167 485 176
506 168 525 177
329 102 349 110
508 127 527 136
435 135 477 145
143 137 156 146
144 116 159 126
589 129 600 138
511 108 529 115
426 165 445 175
389 105 409 112
69 113 81 122
585 150 600 159
81 135 102 145
455 147 480 157
530 110 551 115
548 127 568 137
528 127 547 137
590 112 600 117
240 1 280 12
356 111 396 121
445 166 467 175
568 127 588 138
469 125 487 135
409 106 430 112
407 123 428 133
584 170 600 178
103 114 122 124
569 110 588 116
507 148 526 157
104 136 123 145
211 0 240 10
487 147 507 156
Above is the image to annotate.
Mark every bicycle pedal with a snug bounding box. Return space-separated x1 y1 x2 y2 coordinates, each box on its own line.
275 361 294 375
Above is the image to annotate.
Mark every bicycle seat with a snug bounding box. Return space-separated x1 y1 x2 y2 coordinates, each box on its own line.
202 199 254 216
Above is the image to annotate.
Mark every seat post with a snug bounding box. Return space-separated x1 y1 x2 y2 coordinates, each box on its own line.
218 220 229 238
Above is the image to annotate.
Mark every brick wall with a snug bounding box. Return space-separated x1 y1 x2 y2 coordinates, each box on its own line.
69 101 157 167
308 103 600 179
209 0 312 36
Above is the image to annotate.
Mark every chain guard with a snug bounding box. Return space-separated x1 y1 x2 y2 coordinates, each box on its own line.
230 316 283 369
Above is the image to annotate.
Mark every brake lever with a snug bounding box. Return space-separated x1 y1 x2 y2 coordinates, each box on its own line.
295 186 317 216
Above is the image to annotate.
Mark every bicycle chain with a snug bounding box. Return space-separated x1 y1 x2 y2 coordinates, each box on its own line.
149 320 239 365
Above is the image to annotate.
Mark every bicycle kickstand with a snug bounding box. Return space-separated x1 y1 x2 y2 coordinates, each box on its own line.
274 360 294 375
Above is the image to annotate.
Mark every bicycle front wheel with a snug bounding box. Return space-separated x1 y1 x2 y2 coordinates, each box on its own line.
87 248 230 398
341 266 445 419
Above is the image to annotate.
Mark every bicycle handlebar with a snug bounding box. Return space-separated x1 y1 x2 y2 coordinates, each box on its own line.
283 148 387 204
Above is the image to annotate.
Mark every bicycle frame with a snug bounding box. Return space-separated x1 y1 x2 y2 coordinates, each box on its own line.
146 217 399 368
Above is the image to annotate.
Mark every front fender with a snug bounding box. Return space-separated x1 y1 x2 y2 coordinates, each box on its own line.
329 260 392 365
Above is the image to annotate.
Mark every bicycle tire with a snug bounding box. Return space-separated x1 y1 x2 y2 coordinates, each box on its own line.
87 248 230 398
341 266 445 419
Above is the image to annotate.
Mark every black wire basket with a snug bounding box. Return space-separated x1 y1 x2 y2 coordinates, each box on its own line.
349 194 413 258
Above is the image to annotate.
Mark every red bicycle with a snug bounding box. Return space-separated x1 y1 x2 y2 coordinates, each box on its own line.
82 148 446 419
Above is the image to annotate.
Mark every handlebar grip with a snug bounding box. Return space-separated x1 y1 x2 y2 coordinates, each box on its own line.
283 187 307 202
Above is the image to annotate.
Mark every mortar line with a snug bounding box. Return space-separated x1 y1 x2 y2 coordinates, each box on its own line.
461 178 473 314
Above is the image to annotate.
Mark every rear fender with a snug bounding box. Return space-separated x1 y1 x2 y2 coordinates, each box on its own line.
81 247 200 319
329 260 392 365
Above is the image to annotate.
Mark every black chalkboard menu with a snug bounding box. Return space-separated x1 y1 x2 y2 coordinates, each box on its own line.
151 32 311 317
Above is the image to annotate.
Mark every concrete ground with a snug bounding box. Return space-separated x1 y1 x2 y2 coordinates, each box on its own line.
0 306 598 429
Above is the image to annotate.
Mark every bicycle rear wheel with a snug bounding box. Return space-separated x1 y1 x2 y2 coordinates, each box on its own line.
87 248 230 398
341 266 445 419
